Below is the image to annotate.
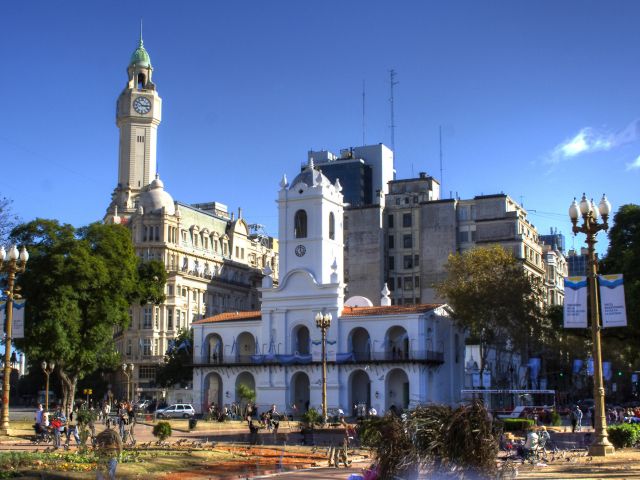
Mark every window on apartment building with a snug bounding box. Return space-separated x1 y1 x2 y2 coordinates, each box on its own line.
387 278 394 291
404 277 413 290
397 277 402 289
403 234 412 248
167 309 173 330
403 255 413 269
414 254 419 266
139 365 156 380
388 235 395 249
329 212 335 240
175 309 181 329
415 276 420 288
471 229 477 241
192 290 197 301
457 230 469 243
143 307 152 329
294 210 308 238
388 256 395 270
182 287 187 297
142 339 151 356
167 285 173 296
182 311 186 327
126 340 132 356
403 213 412 228
154 307 159 329
387 214 394 228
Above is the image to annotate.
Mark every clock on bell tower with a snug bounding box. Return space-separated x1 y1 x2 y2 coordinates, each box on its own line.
114 31 162 212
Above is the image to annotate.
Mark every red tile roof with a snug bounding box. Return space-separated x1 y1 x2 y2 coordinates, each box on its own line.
193 311 261 324
193 304 445 325
341 304 444 317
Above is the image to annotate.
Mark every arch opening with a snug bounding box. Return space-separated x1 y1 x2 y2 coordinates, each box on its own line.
290 371 310 414
294 210 307 238
386 368 410 412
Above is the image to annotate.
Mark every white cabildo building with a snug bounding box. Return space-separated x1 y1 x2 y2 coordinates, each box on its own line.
192 161 465 416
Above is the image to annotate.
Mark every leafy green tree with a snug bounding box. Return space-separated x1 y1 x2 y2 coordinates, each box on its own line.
601 204 640 369
435 245 545 376
156 328 193 388
10 219 166 414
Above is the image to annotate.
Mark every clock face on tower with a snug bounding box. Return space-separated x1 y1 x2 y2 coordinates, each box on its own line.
133 96 151 114
295 245 306 257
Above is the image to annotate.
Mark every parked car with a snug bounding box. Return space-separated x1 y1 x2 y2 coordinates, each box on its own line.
155 403 195 419
135 399 151 411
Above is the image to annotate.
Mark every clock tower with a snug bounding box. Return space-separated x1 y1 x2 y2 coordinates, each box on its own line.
108 32 162 218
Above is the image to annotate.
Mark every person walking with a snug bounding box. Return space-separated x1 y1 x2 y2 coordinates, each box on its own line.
103 402 111 425
65 408 81 448
117 402 128 442
51 404 67 449
570 406 581 432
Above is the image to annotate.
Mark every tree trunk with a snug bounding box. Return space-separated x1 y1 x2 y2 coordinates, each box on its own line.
58 369 78 417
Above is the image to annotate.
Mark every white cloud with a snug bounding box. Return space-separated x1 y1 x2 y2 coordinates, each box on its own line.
626 155 640 171
547 119 640 164
548 127 613 163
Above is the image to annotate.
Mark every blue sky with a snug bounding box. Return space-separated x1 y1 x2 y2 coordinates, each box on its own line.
1 1 638 254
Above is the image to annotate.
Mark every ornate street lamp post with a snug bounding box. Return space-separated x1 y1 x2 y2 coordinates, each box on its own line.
315 312 332 423
0 245 28 434
40 361 55 413
122 363 134 403
569 193 615 456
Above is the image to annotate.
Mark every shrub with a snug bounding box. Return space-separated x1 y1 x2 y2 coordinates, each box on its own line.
503 418 535 431
608 423 640 449
76 409 97 426
301 408 321 426
152 421 172 441
237 384 256 403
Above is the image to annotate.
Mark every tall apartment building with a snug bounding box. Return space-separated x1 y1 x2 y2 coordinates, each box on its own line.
307 144 395 207
567 247 594 277
104 37 278 402
341 172 547 305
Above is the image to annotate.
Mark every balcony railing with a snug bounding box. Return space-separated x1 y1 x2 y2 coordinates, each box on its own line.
195 349 444 366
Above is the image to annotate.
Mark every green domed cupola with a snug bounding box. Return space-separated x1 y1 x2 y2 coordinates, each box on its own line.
130 37 151 68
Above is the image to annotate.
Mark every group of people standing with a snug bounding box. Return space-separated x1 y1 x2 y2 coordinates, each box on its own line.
34 403 83 449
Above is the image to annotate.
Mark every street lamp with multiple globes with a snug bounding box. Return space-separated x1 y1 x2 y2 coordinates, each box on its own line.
40 361 55 413
122 363 134 403
568 193 615 456
0 245 29 435
315 312 332 423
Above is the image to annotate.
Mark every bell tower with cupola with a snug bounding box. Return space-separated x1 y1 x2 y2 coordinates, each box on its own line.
275 159 345 286
110 29 162 217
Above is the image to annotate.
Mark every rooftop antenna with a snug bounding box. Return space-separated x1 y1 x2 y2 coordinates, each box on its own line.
439 125 444 196
389 69 399 158
362 80 366 146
